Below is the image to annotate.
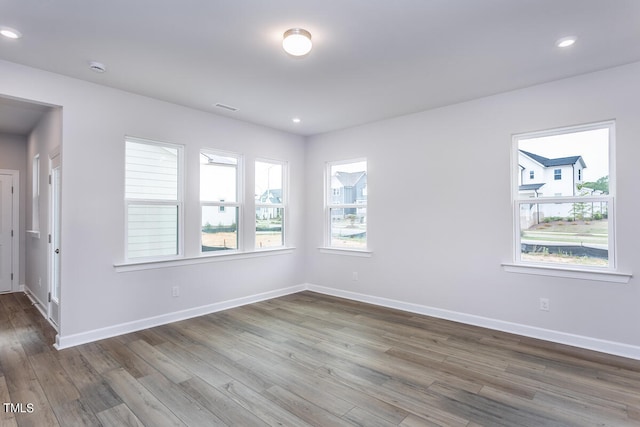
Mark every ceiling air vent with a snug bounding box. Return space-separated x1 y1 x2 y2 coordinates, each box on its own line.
214 103 239 112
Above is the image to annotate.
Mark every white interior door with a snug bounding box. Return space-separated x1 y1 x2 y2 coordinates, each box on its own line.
49 154 61 326
0 174 13 293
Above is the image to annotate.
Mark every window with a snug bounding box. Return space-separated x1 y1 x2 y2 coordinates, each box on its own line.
554 169 562 180
125 137 182 259
326 159 367 249
513 122 614 269
200 150 241 252
32 154 39 231
529 170 534 180
255 160 286 249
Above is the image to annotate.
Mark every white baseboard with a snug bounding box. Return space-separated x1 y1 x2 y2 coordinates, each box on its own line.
22 285 48 320
55 284 306 350
306 284 640 361
53 282 640 360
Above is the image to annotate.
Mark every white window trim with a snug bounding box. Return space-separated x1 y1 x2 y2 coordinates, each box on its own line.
324 157 369 252
255 158 288 249
510 121 621 276
200 149 243 254
124 136 184 262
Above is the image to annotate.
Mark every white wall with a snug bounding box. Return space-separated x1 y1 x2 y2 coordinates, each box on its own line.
305 62 640 355
0 60 306 343
0 133 27 287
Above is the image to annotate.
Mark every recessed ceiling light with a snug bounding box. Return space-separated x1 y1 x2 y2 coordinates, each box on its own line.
0 27 22 39
283 28 312 57
556 36 577 48
292 117 301 123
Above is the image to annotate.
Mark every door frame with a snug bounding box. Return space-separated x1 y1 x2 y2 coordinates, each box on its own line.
48 149 61 328
0 169 19 293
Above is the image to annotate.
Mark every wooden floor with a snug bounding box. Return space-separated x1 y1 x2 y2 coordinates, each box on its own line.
1 291 639 426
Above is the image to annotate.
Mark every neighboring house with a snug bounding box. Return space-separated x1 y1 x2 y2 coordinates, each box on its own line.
518 150 587 225
256 189 282 219
331 171 367 217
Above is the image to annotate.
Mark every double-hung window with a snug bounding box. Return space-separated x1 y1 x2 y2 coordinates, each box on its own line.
513 121 615 270
255 160 286 249
125 137 183 260
326 159 367 249
200 150 241 252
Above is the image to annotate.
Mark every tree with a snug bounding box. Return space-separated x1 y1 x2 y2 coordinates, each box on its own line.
581 175 609 194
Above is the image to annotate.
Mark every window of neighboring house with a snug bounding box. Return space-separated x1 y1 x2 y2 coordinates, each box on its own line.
200 150 241 252
554 169 562 180
255 160 286 249
513 121 614 270
529 170 534 180
326 159 367 249
578 169 582 181
125 137 182 260
32 154 39 231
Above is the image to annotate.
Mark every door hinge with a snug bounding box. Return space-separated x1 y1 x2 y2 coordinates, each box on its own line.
48 234 52 244
11 230 13 237
11 186 14 194
10 273 13 281
48 292 51 303
49 174 52 185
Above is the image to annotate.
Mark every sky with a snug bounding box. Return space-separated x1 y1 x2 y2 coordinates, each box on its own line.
518 127 609 182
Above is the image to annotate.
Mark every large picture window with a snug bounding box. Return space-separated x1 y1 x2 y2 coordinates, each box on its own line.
255 160 286 249
200 150 241 252
125 137 182 260
513 122 615 269
326 159 367 249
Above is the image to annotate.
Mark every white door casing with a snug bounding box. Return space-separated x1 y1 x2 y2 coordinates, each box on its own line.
49 154 61 326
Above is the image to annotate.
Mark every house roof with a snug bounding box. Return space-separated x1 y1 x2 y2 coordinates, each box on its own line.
519 150 587 168
335 171 366 187
519 183 546 191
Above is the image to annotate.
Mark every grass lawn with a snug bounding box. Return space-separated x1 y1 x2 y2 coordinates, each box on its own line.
522 219 608 246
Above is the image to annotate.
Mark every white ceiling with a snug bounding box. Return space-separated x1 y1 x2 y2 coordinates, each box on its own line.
1 0 640 136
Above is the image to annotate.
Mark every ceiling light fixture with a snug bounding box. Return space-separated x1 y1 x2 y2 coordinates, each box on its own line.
0 27 22 39
282 28 312 56
292 117 301 123
556 36 577 48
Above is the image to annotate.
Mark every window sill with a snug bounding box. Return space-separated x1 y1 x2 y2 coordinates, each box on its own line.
26 230 40 238
501 263 632 284
115 247 295 272
318 247 373 258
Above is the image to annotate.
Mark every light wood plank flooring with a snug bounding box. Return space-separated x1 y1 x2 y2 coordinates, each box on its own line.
1 290 639 426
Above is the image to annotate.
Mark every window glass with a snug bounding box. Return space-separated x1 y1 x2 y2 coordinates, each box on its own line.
255 160 285 248
327 160 367 249
515 124 612 268
125 138 181 259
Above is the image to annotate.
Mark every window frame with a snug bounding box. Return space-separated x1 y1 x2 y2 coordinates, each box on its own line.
325 158 368 251
254 158 287 250
124 136 184 261
199 148 243 254
511 121 616 272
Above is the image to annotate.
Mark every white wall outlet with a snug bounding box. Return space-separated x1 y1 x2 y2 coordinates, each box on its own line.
539 297 550 311
172 286 180 297
352 272 359 281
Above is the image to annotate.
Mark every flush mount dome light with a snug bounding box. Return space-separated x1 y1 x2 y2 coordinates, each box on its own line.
556 36 577 48
0 26 22 39
283 28 312 56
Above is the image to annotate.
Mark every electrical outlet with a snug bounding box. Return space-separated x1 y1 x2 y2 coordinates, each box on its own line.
172 286 180 297
539 297 550 311
352 272 359 281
